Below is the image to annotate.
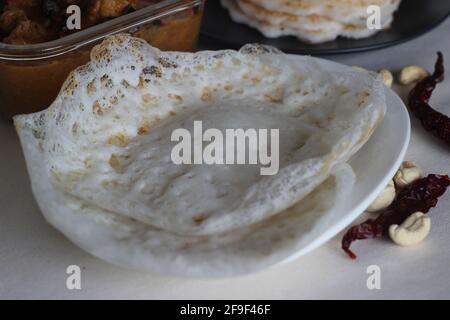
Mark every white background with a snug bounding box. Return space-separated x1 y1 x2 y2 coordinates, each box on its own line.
1 17 449 300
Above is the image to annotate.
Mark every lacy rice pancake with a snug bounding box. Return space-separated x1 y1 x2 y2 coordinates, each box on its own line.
222 0 402 43
15 34 385 276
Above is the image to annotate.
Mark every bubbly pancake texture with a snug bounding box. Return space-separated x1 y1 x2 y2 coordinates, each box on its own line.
15 34 386 276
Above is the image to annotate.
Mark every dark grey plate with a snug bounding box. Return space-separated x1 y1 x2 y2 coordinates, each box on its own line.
201 0 450 55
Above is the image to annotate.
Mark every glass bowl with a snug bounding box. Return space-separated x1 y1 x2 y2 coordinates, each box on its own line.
0 0 205 119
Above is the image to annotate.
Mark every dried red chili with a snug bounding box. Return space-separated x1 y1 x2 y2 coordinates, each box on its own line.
408 52 450 146
342 174 450 259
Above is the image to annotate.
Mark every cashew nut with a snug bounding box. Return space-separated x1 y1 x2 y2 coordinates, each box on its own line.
394 161 422 188
379 69 393 87
389 212 431 246
399 65 429 85
367 179 396 212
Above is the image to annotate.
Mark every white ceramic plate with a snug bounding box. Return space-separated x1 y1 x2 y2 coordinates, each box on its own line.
3 56 410 277
281 55 411 264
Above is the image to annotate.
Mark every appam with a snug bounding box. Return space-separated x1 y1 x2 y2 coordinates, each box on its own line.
222 0 402 43
241 0 401 22
15 34 386 276
237 0 400 29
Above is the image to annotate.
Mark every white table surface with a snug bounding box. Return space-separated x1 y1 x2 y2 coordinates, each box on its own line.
1 18 450 300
